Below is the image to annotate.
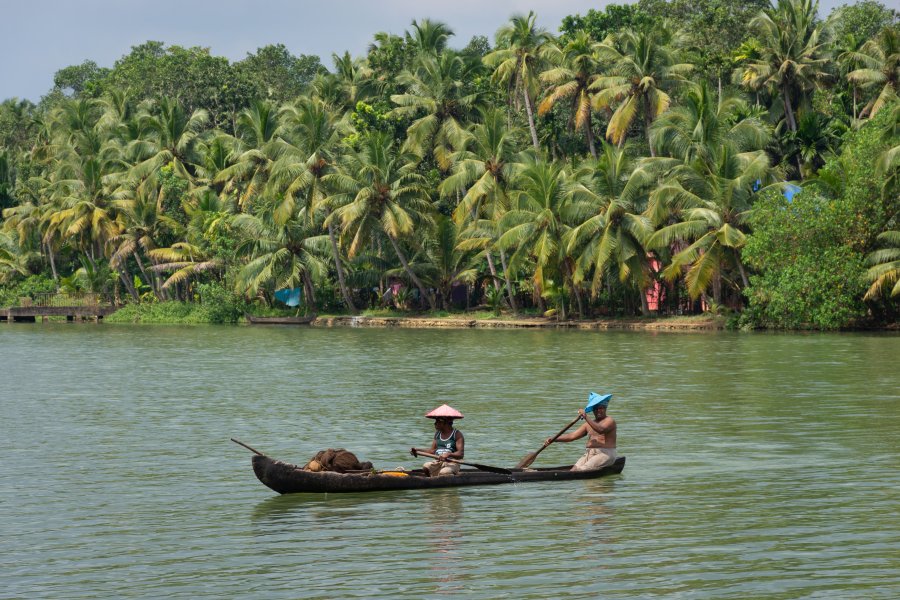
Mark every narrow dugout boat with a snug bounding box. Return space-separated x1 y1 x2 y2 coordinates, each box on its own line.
245 313 316 325
250 454 626 494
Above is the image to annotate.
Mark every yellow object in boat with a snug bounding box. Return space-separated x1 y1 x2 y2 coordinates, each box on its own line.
381 471 409 477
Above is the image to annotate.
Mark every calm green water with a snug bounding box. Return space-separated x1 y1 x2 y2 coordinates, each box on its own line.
1 324 898 599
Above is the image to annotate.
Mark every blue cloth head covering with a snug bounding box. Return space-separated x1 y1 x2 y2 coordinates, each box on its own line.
585 392 612 412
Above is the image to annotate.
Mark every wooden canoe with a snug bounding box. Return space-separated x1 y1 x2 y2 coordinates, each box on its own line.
245 313 316 325
250 454 625 494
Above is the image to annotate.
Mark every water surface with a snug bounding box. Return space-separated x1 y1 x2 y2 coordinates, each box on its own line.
2 325 898 598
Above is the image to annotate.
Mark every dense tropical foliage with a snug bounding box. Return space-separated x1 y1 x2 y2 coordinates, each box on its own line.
1 0 898 329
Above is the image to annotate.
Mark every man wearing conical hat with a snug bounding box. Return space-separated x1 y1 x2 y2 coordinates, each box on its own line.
548 393 617 471
410 404 465 477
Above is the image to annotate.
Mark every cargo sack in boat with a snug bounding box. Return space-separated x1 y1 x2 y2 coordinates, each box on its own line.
303 448 373 473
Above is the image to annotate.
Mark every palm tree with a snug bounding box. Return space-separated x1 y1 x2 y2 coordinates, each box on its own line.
499 157 576 317
148 242 223 294
538 32 602 158
406 19 454 56
645 83 777 301
644 149 775 302
148 188 230 293
1 199 48 277
420 215 480 310
742 0 831 132
270 97 358 312
232 196 328 312
876 101 900 190
781 110 845 178
649 83 772 167
441 108 524 311
110 183 182 300
836 32 869 120
846 26 899 118
97 90 148 170
864 230 900 300
566 143 654 314
325 132 437 310
732 38 769 107
193 133 239 193
214 100 281 210
484 11 553 151
130 97 209 182
391 52 485 170
0 230 37 284
327 52 376 112
44 99 121 268
591 26 692 155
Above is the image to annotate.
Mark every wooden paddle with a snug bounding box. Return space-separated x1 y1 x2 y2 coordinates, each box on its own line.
515 415 583 469
231 438 267 456
414 450 512 475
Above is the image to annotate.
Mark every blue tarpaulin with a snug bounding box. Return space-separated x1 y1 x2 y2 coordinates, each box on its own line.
274 287 302 307
783 183 802 202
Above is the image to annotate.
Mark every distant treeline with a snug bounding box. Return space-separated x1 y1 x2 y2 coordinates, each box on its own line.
0 0 898 329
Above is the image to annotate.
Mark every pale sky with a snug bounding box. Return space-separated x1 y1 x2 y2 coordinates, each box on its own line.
1 0 846 102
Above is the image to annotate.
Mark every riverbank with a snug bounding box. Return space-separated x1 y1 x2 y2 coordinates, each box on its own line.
311 314 728 331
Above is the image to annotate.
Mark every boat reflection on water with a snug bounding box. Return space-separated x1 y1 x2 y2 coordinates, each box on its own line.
573 476 620 565
422 488 464 595
250 489 421 524
579 477 618 527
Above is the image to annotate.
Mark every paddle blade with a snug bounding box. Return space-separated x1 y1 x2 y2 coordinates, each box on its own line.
515 451 539 469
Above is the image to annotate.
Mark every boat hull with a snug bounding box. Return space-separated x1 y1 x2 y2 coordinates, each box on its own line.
245 314 316 325
251 454 625 494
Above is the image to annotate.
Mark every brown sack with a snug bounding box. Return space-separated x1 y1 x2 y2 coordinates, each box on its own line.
303 448 373 472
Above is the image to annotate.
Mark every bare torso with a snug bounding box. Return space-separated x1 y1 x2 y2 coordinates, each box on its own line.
550 410 617 449
583 416 616 449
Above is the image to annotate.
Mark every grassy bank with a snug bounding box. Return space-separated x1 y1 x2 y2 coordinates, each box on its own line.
102 299 728 330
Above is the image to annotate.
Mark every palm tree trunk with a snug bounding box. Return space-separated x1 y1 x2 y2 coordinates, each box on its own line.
713 273 722 305
297 270 318 313
534 280 545 312
302 270 318 313
572 282 585 319
388 234 436 310
717 75 723 111
498 248 517 315
523 90 540 151
639 288 650 316
45 242 58 282
485 251 502 292
327 219 357 313
117 268 140 302
585 112 597 159
737 256 750 289
134 253 163 301
645 95 656 158
782 86 797 132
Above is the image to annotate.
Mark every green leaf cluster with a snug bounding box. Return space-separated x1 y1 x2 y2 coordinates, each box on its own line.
743 190 868 329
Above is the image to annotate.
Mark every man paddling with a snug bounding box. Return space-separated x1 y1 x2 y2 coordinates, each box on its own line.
411 404 465 476
549 393 617 471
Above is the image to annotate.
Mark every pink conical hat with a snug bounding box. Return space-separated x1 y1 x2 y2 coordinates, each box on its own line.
425 404 464 419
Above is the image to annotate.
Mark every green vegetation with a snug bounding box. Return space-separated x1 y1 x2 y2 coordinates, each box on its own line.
1 0 898 329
